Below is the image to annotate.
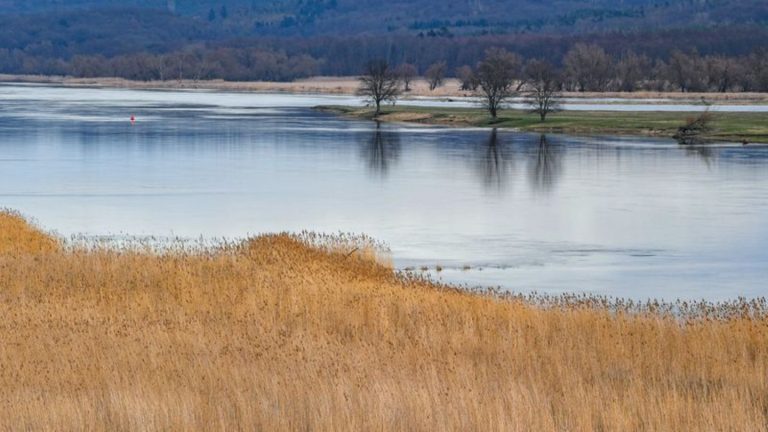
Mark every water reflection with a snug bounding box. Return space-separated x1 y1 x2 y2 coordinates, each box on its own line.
3 83 768 300
476 128 513 191
362 122 400 177
528 134 563 193
682 145 715 169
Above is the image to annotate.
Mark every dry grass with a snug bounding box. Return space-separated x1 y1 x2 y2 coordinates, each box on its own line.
0 74 469 97
0 210 767 431
0 210 60 254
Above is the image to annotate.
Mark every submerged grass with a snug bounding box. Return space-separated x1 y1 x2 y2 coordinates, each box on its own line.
320 105 768 143
1 210 767 431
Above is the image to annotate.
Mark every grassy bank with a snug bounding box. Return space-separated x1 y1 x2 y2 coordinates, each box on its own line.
320 105 768 143
1 210 767 430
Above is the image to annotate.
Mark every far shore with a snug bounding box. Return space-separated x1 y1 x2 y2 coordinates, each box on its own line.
3 74 768 104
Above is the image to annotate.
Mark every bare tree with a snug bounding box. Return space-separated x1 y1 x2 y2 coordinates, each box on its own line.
425 61 447 91
524 59 561 121
616 51 651 92
705 55 738 93
649 59 671 91
109 53 157 81
456 65 478 91
151 55 170 81
358 60 401 116
71 55 111 78
395 63 418 92
666 50 706 92
747 50 768 92
165 52 191 83
475 48 519 120
564 43 613 92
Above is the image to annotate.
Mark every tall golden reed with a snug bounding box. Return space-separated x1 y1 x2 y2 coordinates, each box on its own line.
0 210 766 431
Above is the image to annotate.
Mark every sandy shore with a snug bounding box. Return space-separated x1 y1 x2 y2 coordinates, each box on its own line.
3 74 768 103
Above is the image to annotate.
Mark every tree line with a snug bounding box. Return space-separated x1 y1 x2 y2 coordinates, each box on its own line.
4 42 768 94
409 45 768 94
0 47 322 83
1 1 767 85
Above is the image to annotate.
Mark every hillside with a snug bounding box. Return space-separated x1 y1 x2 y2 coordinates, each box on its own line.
0 0 767 81
1 0 767 36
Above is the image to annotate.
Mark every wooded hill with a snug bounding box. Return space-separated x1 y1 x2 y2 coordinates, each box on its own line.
0 0 766 82
1 0 766 36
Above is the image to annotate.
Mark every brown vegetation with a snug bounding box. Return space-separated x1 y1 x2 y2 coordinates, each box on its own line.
1 210 767 431
0 210 60 254
673 110 715 144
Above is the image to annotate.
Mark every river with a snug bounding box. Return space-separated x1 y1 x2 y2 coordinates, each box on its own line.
1 83 767 300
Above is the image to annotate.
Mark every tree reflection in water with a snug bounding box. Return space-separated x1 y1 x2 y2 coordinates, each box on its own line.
477 128 513 191
528 134 563 193
682 144 715 169
362 121 400 177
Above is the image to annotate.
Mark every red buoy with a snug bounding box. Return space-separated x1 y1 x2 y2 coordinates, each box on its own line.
130 115 136 126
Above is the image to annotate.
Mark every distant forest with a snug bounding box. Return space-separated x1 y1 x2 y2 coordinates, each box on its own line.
1 1 768 90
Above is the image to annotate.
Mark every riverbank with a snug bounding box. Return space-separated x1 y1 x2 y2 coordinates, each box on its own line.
3 74 768 103
1 210 767 430
319 105 768 143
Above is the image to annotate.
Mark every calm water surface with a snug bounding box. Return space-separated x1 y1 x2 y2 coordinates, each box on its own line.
1 84 767 300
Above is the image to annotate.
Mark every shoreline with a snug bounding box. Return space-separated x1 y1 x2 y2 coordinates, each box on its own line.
2 75 766 142
2 209 765 307
318 105 768 144
3 74 768 103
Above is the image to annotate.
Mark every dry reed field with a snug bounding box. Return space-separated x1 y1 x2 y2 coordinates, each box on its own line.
1 210 767 431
